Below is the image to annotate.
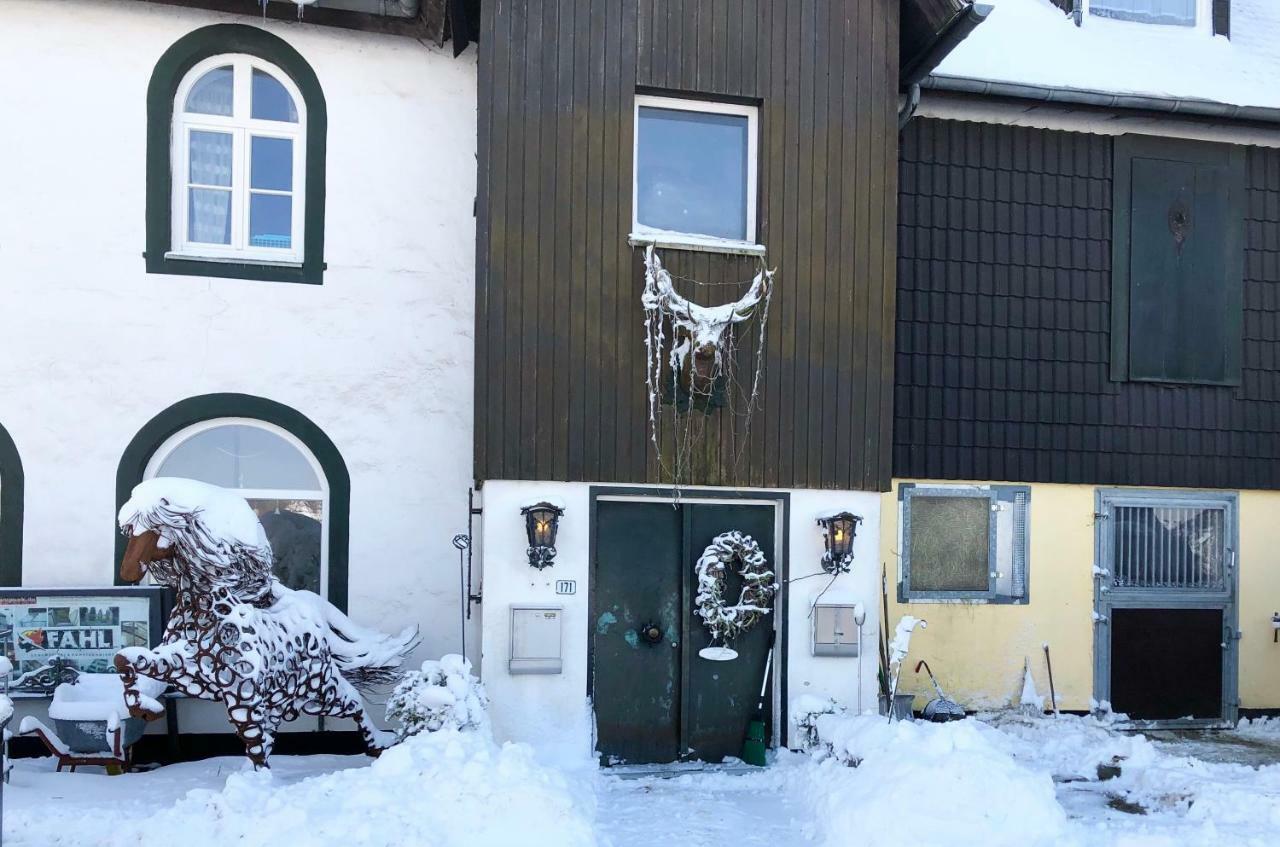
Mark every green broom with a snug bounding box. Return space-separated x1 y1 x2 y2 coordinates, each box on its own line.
741 630 777 767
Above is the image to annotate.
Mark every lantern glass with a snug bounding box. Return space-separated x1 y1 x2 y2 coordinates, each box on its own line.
820 511 860 559
522 502 563 552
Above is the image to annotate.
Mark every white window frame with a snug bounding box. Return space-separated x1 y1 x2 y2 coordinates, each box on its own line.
1084 0 1212 32
143 418 330 599
170 55 307 266
630 95 763 256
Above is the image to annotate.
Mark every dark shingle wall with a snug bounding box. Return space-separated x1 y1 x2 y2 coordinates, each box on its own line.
894 117 1280 489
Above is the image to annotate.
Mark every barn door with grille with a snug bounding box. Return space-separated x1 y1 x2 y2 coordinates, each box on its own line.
1094 490 1238 727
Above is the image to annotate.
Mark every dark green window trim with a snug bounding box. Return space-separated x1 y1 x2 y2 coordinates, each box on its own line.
115 394 350 611
0 422 23 587
1111 134 1245 386
146 24 327 285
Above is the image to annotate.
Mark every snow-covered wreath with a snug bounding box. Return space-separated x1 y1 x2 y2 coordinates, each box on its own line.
694 531 777 661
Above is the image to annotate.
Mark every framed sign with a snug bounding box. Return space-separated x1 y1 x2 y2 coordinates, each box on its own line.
0 587 166 697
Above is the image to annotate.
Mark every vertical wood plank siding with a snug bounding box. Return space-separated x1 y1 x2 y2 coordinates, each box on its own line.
477 0 900 491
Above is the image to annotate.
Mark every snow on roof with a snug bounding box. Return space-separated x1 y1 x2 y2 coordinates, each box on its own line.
933 0 1280 112
119 477 268 551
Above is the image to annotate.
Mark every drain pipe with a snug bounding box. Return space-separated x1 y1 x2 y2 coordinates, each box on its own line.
898 83 922 131
269 0 420 18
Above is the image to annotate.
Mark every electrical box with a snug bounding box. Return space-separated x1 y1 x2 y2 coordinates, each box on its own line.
812 603 860 657
509 604 563 674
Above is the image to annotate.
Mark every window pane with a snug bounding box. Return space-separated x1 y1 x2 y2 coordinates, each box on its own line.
1092 0 1195 25
188 189 232 245
188 130 233 187
636 106 749 241
252 69 298 123
157 424 320 490
185 66 234 116
251 136 293 191
249 194 293 249
249 499 322 594
908 496 990 592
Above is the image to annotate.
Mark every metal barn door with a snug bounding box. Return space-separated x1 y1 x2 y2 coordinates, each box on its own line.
592 498 778 765
1094 490 1239 727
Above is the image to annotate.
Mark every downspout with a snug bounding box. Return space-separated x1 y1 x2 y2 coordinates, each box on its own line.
269 0 420 17
898 83 922 131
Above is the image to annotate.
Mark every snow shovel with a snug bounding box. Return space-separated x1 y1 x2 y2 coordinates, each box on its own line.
914 660 965 722
741 630 776 767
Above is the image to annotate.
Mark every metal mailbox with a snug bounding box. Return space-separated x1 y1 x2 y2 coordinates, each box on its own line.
812 603 861 657
509 604 564 674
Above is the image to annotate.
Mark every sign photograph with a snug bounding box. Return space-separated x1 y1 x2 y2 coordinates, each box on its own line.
0 587 165 694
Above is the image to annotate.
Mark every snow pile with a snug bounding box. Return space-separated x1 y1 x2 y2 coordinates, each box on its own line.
808 714 1070 847
1235 715 1280 740
790 695 845 751
385 653 488 739
934 0 1280 111
119 477 269 551
85 728 595 847
986 712 1154 781
991 712 1280 839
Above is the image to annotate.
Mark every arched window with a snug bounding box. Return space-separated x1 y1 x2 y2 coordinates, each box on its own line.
145 419 328 596
172 57 305 263
146 25 327 285
0 422 23 587
117 395 350 608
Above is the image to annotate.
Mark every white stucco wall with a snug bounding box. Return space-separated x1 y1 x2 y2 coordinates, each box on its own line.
478 480 881 754
0 0 477 733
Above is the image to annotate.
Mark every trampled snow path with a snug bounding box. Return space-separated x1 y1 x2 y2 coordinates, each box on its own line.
595 760 811 847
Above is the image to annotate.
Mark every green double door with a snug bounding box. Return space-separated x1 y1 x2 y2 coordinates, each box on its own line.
592 499 778 765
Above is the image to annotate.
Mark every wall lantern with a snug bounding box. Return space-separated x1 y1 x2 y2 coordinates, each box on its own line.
521 502 564 570
817 511 862 574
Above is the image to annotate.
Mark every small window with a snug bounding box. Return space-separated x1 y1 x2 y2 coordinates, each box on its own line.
171 56 305 264
1090 0 1197 26
145 420 328 596
900 485 1030 603
1111 136 1245 385
632 95 759 251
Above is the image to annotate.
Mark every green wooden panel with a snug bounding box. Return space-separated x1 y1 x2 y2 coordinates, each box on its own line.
593 500 683 764
682 503 776 762
1112 135 1244 386
1128 157 1233 383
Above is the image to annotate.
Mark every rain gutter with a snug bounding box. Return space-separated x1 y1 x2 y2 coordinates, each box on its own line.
923 75 1280 126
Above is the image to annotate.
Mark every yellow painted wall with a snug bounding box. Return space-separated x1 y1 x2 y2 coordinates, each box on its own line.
1237 490 1280 708
882 481 1280 713
881 481 1097 711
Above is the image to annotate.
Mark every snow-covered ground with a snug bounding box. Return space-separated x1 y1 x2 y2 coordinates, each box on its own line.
5 715 1280 846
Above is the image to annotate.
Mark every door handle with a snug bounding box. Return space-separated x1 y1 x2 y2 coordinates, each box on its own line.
638 621 664 645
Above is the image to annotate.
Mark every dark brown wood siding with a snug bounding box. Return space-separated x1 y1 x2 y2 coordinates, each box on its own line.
476 0 901 491
895 117 1280 490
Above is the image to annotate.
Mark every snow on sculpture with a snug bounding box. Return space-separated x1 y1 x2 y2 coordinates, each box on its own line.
642 245 774 487
114 478 417 768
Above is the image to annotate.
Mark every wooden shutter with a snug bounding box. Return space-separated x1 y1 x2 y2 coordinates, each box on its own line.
1213 0 1230 37
1111 136 1245 385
